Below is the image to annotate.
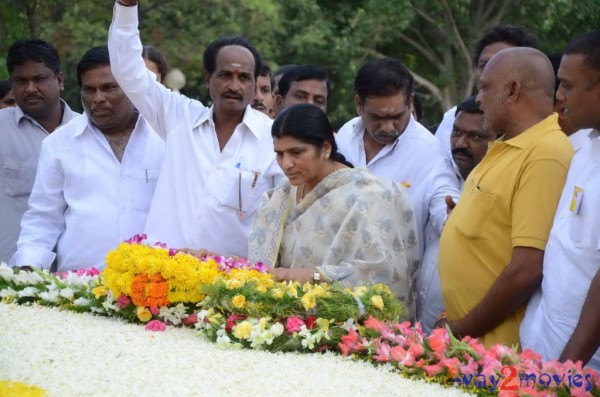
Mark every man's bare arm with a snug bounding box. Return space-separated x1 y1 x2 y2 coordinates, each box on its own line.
450 246 543 338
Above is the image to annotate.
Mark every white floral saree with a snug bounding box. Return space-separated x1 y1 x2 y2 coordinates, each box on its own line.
248 168 419 316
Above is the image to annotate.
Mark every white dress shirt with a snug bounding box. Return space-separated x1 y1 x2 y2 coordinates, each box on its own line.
11 114 164 272
569 128 600 152
109 3 284 257
435 106 456 160
0 101 78 263
336 115 461 258
520 136 600 371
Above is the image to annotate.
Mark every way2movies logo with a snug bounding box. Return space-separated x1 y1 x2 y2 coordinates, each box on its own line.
451 365 594 392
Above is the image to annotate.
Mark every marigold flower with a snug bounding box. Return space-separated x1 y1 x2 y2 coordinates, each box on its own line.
370 295 384 310
136 307 152 322
232 294 246 309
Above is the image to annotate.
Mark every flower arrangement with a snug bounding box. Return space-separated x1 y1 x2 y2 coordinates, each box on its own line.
338 316 600 397
2 235 600 396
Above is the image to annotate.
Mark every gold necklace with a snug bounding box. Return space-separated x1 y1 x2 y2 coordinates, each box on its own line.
297 161 337 204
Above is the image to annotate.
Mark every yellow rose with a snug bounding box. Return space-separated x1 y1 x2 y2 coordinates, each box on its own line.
271 289 284 299
312 284 327 297
92 286 108 299
316 318 330 332
255 284 267 294
233 321 253 339
286 284 298 298
301 292 316 310
232 294 246 309
370 295 384 310
136 307 152 322
226 278 244 290
354 286 368 297
373 283 391 295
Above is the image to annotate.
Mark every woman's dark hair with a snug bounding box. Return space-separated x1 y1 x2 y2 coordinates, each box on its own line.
272 104 353 168
142 45 170 82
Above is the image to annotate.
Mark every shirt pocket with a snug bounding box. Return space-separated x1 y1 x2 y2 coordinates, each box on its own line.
2 155 38 197
215 167 260 215
129 168 160 210
456 186 496 240
569 210 600 251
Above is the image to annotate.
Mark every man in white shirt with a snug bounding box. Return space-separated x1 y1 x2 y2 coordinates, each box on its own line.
11 46 164 272
548 52 600 151
520 30 600 370
336 57 460 265
109 1 283 257
417 96 498 332
0 39 78 264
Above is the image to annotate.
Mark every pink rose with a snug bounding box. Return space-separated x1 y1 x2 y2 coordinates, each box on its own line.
285 316 305 333
225 314 248 332
145 320 167 332
182 313 198 326
117 294 131 309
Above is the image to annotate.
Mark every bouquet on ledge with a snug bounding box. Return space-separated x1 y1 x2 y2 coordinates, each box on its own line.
2 234 600 396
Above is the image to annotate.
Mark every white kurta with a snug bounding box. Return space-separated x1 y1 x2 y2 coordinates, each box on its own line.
520 136 600 371
109 3 284 257
11 114 164 271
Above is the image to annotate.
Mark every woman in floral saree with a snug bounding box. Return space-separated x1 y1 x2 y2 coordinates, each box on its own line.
248 104 419 315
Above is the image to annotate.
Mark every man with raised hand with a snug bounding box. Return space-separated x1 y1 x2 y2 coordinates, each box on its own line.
11 46 164 272
521 30 600 370
0 39 78 264
109 1 283 257
439 47 573 347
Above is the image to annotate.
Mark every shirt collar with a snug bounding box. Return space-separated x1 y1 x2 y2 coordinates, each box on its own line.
75 111 143 137
499 113 560 149
14 98 72 128
192 105 265 140
352 114 417 152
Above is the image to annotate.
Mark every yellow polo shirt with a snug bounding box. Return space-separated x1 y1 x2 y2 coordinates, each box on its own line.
438 114 574 348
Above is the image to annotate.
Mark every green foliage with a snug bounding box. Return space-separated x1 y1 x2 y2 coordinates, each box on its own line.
1 0 598 125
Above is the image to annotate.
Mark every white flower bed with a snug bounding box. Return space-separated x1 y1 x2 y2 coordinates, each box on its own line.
0 304 473 397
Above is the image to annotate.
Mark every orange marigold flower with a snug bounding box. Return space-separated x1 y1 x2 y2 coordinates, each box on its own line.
130 273 170 307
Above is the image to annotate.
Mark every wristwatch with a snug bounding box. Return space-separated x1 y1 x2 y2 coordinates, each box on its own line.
313 268 321 284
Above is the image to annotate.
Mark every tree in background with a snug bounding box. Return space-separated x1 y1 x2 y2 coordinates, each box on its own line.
1 0 598 127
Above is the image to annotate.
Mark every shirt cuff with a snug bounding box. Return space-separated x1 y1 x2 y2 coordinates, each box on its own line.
512 237 547 251
114 1 139 27
10 248 56 270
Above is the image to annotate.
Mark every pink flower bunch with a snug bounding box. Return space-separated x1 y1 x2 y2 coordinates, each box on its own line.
58 267 101 279
338 317 600 396
124 234 177 256
210 256 269 274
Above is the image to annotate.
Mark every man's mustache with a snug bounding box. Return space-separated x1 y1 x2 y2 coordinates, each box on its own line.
451 148 473 159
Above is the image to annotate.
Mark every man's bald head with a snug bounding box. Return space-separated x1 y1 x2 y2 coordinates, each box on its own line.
487 47 555 103
476 47 555 137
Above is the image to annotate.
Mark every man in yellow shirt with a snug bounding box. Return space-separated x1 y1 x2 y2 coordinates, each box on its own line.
438 47 574 348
